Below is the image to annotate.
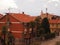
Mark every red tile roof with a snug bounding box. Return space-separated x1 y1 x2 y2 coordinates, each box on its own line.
49 20 58 23
0 14 19 22
7 13 36 23
58 20 60 23
49 19 60 24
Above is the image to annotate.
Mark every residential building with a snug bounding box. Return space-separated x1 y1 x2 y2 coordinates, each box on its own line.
40 11 60 33
0 11 60 39
0 13 36 39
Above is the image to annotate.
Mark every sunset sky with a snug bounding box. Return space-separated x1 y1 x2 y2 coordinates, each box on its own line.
0 0 60 16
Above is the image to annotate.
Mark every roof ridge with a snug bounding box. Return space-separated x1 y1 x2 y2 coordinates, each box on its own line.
0 15 6 20
10 15 22 23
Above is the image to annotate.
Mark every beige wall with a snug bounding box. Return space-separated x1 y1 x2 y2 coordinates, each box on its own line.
50 23 60 33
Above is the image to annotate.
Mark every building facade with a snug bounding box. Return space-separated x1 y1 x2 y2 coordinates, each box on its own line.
0 13 36 39
0 12 60 39
40 11 60 33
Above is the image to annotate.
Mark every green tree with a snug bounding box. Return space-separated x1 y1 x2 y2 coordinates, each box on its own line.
35 16 42 37
41 18 51 34
1 26 8 45
29 21 35 37
8 31 15 45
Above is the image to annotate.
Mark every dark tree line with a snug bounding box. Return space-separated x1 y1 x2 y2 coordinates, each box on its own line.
42 18 51 34
29 16 51 40
0 26 15 45
34 17 56 40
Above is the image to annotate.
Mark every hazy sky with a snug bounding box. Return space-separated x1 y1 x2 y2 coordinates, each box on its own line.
0 0 60 16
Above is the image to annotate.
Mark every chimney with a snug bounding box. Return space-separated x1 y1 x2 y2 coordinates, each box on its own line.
46 8 47 13
46 8 48 18
41 10 43 15
22 12 24 14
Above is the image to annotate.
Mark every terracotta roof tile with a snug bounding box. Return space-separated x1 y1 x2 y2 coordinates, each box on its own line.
49 20 58 23
0 15 19 22
49 20 57 23
8 13 36 23
57 20 60 23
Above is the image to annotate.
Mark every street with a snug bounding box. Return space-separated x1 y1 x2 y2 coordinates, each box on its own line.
31 36 60 45
41 36 60 45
